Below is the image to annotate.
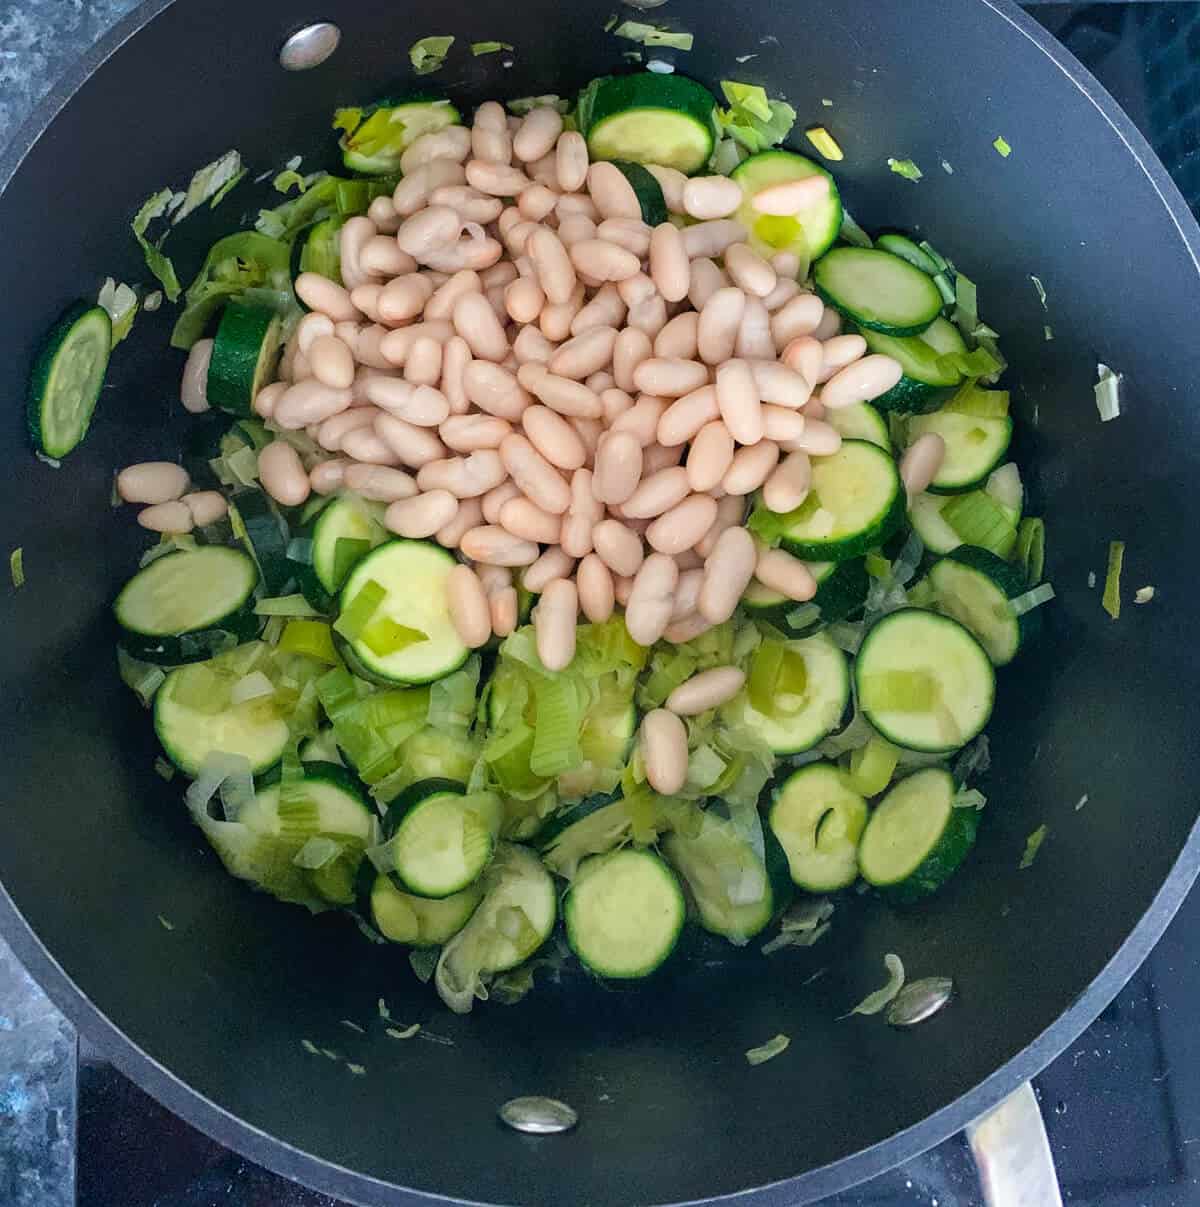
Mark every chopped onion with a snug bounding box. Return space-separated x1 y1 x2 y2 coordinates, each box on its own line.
185 751 253 821
1134 586 1155 605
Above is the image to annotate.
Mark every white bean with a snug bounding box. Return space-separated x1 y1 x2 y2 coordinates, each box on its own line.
534 578 578 671
417 450 506 498
681 219 746 259
523 405 587 471
751 361 815 409
423 269 482 321
698 287 746 365
431 186 505 225
817 334 868 382
781 335 823 386
576 553 615 622
523 546 576 593
587 162 641 220
762 451 812 513
514 107 564 163
715 359 764 445
252 380 286 420
374 413 448 467
756 547 817 601
360 235 416 278
592 430 644 506
296 312 335 355
182 490 228 527
384 490 458 538
696 493 746 559
452 292 508 362
342 428 405 466
500 496 562 544
751 175 831 215
761 405 807 443
622 466 690 519
686 422 735 493
482 480 523 524
724 243 777 298
644 164 687 213
688 258 729 311
591 518 645 578
180 339 214 413
654 312 699 361
500 433 571 513
258 441 311 506
625 554 679 647
273 380 353 429
309 334 356 390
722 440 780 496
539 283 586 342
137 501 194 534
600 387 635 425
404 337 443 388
378 274 435 325
295 272 361 322
646 494 718 555
667 666 746 716
446 564 493 648
440 413 512 452
771 293 826 348
900 433 946 497
437 496 484 549
318 406 380 451
561 467 603 557
555 130 589 192
639 709 688 792
459 525 541 566
642 441 684 475
632 357 708 399
463 361 531 420
395 206 462 261
516 365 602 419
657 385 720 447
365 377 449 426
117 462 190 505
698 526 757 623
399 125 472 175
612 327 652 394
310 458 351 494
343 463 418 503
569 239 641 282
338 215 377 291
682 175 744 221
466 159 532 196
379 320 456 366
663 612 713 644
571 284 627 336
625 295 668 339
392 160 466 215
736 296 775 361
512 326 557 366
549 326 618 380
505 277 546 324
820 355 903 409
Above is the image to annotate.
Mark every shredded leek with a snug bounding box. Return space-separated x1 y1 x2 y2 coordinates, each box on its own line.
530 676 582 778
1102 541 1124 619
860 671 938 712
848 736 899 797
279 620 338 664
9 547 24 589
864 552 891 580
941 491 1017 558
131 189 182 301
1030 275 1048 309
839 211 873 248
933 272 956 306
1095 363 1122 422
1010 583 1055 617
360 616 427 657
715 83 796 154
1134 586 1155 605
255 594 321 618
1019 824 1047 869
386 1023 422 1040
993 135 1013 158
410 35 455 74
334 579 386 641
846 953 905 1017
943 381 1009 418
805 125 843 161
614 21 693 49
887 157 923 182
97 278 139 347
745 1033 790 1066
471 41 512 55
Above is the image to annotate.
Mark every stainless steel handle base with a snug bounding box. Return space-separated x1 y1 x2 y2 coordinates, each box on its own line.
967 1081 1063 1207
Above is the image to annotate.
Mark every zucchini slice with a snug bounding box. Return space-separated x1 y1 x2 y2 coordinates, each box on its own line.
370 873 483 945
768 762 868 892
337 540 469 685
906 409 1014 494
741 558 869 635
228 488 293 595
578 73 717 174
539 793 630 877
813 247 943 336
206 302 281 417
339 100 462 174
859 318 966 414
721 632 850 755
662 812 792 942
297 215 344 283
153 645 291 775
294 493 388 612
855 608 995 753
730 150 842 264
925 545 1036 665
381 778 499 898
27 302 111 459
875 232 941 276
825 402 890 450
908 464 1023 556
566 848 686 978
858 767 978 902
753 439 905 562
114 546 260 664
613 161 668 225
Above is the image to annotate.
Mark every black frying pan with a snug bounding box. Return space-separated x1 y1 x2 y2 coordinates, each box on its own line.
2 1 1198 1203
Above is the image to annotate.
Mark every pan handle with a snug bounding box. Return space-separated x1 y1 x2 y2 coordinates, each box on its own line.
966 1081 1063 1207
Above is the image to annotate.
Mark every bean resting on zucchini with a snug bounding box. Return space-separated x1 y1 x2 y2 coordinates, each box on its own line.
84 69 1054 1013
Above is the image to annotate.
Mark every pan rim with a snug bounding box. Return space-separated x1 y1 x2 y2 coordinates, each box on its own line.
1 0 1198 1203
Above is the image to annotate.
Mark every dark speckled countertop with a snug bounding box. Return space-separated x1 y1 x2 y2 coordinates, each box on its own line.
2 3 1200 1206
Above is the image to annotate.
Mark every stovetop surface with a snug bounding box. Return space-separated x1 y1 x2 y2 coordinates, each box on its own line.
1 2 1199 1204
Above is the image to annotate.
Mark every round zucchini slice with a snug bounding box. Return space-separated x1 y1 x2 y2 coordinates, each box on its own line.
813 247 943 336
730 149 843 264
769 762 868 892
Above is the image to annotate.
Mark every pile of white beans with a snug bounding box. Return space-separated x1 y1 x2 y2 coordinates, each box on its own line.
119 99 951 681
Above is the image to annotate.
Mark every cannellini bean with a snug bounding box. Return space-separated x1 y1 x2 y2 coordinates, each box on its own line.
600 387 635 425
137 501 194 533
516 364 602 418
698 287 746 365
596 218 652 258
805 396 827 421
343 463 418 502
568 414 602 462
669 568 705 622
654 312 699 361
384 490 459 538
500 433 571 513
499 496 562 544
539 283 586 341
681 219 746 259
610 393 668 446
342 428 405 465
444 564 493 648
557 214 598 249
529 152 562 192
295 273 361 322
480 260 519 290
820 354 903 409
647 222 690 304
752 175 831 215
360 235 417 278
310 458 351 494
622 465 690 518
722 440 780 496
378 274 435 325
663 612 713 644
642 441 683 475
318 406 380 451
639 709 688 791
523 405 587 471
781 335 823 387
724 243 776 298
395 206 461 260
117 462 190 505
592 431 644 505
561 467 603 557
587 162 641 220
399 125 472 175
417 450 506 498
404 337 444 387
756 547 817 601
817 333 868 382
771 293 825 348
625 294 668 339
646 493 718 555
452 292 508 362
657 385 720 447
736 296 775 360
632 357 708 398
459 525 541 565
715 360 764 445
617 272 656 308
762 405 807 443
392 160 466 215
698 526 757 623
180 338 214 413
308 335 355 390
576 553 615 622
612 574 635 607
591 518 645 578
374 413 447 467
584 371 615 396
466 159 532 196
557 192 599 221
252 380 286 420
514 107 564 163
762 277 801 314
781 417 842 456
528 227 577 305
571 284 626 336
258 441 311 506
549 326 618 380
296 312 335 355
367 196 402 233
555 130 589 192
625 555 679 647
523 547 576 594
569 239 641 282
644 164 687 213
763 450 812 513
900 433 946 497
365 378 449 426
686 422 735 493
379 321 455 367
751 360 815 409
696 493 746 559
612 327 652 394
505 277 545 324
472 103 512 163
424 269 482 321
534 578 578 671
463 362 531 420
431 186 505 225
437 496 484 549
273 380 353 429
441 413 513 452
481 480 523 525
348 284 384 322
771 251 802 279
338 216 377 291
688 258 728 311
682 175 744 221
179 490 226 527
512 325 557 366
667 666 746 716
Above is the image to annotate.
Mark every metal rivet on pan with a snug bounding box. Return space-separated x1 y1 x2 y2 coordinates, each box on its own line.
499 1096 579 1135
279 22 341 71
887 977 955 1028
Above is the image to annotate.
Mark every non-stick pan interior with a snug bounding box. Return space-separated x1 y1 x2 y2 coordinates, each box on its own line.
1 1 1199 1203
